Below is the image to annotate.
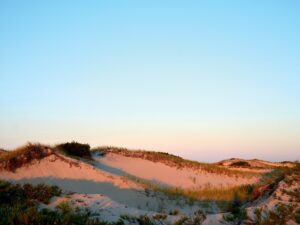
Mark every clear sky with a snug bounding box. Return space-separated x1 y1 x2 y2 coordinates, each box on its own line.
1 0 299 162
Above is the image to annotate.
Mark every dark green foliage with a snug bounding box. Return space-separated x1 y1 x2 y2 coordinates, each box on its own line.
223 194 248 224
230 161 251 167
295 208 300 223
56 141 91 159
0 180 117 225
0 180 61 205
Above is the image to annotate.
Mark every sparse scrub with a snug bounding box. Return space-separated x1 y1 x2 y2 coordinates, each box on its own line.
152 213 167 220
169 209 180 215
250 203 294 225
174 210 206 225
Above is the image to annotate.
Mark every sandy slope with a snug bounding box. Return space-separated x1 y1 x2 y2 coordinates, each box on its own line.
0 154 139 190
0 153 211 217
94 153 258 189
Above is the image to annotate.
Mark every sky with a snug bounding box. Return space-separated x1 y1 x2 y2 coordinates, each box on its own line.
0 0 299 162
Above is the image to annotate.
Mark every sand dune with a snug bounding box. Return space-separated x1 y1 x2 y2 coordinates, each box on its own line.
1 146 298 224
94 152 258 189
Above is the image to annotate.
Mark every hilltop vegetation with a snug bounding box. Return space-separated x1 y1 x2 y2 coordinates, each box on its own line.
0 143 53 171
55 141 91 159
0 142 92 172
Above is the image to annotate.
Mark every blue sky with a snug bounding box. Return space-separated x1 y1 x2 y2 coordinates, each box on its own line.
0 1 299 162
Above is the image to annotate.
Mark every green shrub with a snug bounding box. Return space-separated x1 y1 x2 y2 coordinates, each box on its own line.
56 141 91 159
0 180 117 225
0 180 61 205
230 161 251 167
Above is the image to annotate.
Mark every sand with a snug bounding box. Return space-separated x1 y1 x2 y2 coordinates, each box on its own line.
94 153 258 189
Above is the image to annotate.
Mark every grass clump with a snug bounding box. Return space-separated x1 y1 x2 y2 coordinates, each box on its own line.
56 141 91 159
230 161 251 168
0 143 53 171
174 210 206 225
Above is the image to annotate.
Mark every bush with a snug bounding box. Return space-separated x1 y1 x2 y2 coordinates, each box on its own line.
0 180 116 225
295 208 300 223
56 141 91 159
230 161 251 167
0 180 61 205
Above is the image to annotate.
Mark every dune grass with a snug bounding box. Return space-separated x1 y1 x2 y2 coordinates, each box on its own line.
0 143 53 171
125 174 254 202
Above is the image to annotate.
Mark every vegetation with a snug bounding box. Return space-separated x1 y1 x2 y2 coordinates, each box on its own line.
223 195 248 224
295 208 300 223
0 143 53 171
249 203 295 225
0 180 61 204
0 180 119 225
174 210 206 225
56 141 91 159
126 174 254 202
230 161 251 168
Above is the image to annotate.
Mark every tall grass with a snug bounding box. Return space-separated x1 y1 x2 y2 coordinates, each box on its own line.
126 175 254 202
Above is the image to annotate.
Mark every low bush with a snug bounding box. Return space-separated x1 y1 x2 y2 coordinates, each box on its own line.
56 141 91 159
230 161 251 167
0 180 61 205
0 180 117 225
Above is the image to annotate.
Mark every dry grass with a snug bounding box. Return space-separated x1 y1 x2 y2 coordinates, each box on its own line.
0 143 53 171
126 174 254 202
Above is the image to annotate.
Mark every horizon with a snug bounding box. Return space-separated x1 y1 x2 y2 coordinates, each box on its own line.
1 1 300 162
1 141 298 163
